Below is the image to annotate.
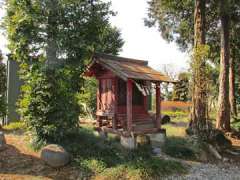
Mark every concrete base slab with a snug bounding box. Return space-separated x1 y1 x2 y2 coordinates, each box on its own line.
120 136 136 149
148 132 166 148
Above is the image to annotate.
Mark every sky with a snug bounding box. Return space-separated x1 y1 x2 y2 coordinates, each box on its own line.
0 0 189 71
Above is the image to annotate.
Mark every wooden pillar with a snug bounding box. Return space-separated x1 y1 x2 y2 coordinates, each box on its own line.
97 79 102 127
112 78 117 129
155 82 161 129
127 79 133 132
143 81 148 111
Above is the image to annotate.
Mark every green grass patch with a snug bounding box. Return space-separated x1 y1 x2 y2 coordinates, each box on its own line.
98 158 186 180
163 124 186 137
162 110 189 117
61 125 187 179
3 121 25 131
163 137 195 160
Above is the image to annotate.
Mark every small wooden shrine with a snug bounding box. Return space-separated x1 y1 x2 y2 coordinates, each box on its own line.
85 53 174 137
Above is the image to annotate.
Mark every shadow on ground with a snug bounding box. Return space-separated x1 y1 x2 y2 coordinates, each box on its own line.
0 135 82 180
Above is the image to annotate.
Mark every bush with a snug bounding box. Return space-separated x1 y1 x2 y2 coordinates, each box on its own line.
18 64 81 144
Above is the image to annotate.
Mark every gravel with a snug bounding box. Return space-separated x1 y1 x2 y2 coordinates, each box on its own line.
166 162 240 180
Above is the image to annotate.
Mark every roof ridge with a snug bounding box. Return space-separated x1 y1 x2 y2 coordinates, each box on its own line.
93 53 148 65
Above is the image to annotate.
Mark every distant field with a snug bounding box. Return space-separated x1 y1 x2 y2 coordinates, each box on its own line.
161 101 192 111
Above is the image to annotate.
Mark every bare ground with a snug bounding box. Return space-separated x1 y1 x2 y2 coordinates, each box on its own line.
0 131 81 180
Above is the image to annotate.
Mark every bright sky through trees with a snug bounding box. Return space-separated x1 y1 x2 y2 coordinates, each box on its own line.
0 0 188 71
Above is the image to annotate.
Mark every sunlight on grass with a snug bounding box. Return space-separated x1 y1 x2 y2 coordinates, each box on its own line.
163 124 186 137
3 122 25 131
162 115 189 137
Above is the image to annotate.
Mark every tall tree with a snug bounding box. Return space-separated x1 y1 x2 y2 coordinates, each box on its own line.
0 51 6 122
146 0 240 126
3 0 124 143
190 0 208 130
216 0 231 131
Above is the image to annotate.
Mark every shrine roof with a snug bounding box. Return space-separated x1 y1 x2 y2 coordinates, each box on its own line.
86 53 176 83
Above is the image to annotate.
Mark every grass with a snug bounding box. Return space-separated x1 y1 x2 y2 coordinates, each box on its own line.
162 115 188 137
61 125 187 179
162 110 189 117
3 121 25 131
161 113 200 160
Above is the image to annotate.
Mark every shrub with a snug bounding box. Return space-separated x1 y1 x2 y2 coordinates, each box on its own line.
18 64 81 144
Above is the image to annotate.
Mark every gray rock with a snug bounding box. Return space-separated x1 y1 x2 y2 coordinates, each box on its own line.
152 147 161 155
40 144 70 167
0 131 6 151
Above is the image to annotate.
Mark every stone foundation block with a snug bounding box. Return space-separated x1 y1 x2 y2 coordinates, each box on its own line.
120 136 136 149
148 132 166 148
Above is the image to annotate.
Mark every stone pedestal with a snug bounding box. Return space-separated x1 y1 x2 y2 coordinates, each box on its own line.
148 131 166 148
120 136 136 149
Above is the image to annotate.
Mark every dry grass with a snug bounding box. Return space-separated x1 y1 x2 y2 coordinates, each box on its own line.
161 101 192 111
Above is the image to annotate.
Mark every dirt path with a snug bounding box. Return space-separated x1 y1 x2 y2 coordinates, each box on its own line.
0 132 81 180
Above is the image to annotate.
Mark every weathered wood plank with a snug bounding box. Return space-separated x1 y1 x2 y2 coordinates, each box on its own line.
155 82 161 129
127 79 133 132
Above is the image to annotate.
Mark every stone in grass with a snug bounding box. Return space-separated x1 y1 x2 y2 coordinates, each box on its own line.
0 131 6 151
41 144 70 167
136 134 150 146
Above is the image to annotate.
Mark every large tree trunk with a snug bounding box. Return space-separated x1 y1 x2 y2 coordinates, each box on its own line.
216 0 231 131
190 0 207 131
229 55 237 117
46 0 59 68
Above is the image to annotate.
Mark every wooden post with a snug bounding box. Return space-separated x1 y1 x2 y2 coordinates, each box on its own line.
127 79 133 132
143 81 148 112
97 79 102 127
112 78 117 129
155 82 161 129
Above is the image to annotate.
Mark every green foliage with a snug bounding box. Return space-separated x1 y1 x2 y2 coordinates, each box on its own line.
145 0 194 51
18 64 80 143
0 51 7 120
232 117 240 131
163 110 188 117
3 121 25 131
63 126 187 179
77 77 97 117
3 0 123 144
172 72 190 101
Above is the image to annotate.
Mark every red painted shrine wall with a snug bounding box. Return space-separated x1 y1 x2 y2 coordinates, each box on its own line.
96 69 151 124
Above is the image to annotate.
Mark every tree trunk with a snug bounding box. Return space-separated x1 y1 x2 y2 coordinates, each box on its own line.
216 0 231 131
46 0 59 68
190 0 207 131
229 56 237 117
